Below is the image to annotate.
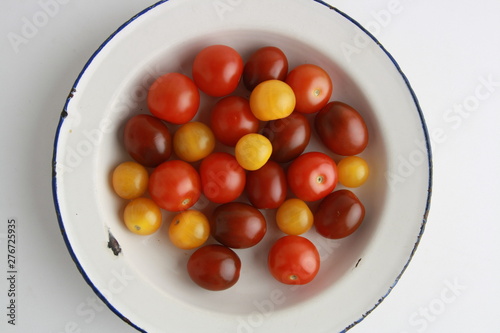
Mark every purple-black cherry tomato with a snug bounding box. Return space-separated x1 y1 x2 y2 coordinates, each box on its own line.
123 114 172 167
187 244 241 291
243 46 288 91
262 112 311 163
246 161 287 209
314 189 365 239
211 202 267 249
315 101 368 156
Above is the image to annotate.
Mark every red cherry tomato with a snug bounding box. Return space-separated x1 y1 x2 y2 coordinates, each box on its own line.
123 114 172 167
243 46 288 91
187 244 241 291
268 235 320 285
314 189 365 239
211 202 267 249
199 152 246 204
246 161 287 209
262 112 311 163
210 96 260 146
192 45 243 97
287 152 338 202
285 64 332 114
148 160 201 212
314 101 369 156
147 73 200 124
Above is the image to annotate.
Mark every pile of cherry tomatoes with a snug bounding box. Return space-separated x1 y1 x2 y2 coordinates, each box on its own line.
111 45 370 291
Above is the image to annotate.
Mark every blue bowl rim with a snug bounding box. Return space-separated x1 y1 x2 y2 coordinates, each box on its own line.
51 1 433 332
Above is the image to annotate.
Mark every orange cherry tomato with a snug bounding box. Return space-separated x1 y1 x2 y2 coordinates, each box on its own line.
112 161 149 200
249 80 296 121
235 133 273 171
168 210 210 250
123 198 162 236
276 199 314 235
337 156 369 187
173 122 215 162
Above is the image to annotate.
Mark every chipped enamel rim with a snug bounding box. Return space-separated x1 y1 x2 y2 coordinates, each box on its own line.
52 0 432 332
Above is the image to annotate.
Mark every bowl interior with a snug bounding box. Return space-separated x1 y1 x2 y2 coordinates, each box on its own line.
95 29 388 315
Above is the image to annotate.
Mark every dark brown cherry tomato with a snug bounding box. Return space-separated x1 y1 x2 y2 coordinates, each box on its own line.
287 152 338 202
315 101 369 156
262 112 311 163
199 152 246 204
210 96 260 146
243 46 288 91
123 114 172 167
314 189 365 239
211 202 267 249
246 161 287 209
187 244 241 291
268 235 320 285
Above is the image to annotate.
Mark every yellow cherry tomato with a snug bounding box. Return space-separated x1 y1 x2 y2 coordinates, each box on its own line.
173 121 215 162
168 210 210 250
235 133 272 171
249 80 296 121
337 156 369 187
276 199 314 235
112 161 149 199
123 197 162 235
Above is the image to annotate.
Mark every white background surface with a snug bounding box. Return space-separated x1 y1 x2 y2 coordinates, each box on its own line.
1 0 499 332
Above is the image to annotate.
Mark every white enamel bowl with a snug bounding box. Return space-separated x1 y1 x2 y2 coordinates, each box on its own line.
52 0 432 332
